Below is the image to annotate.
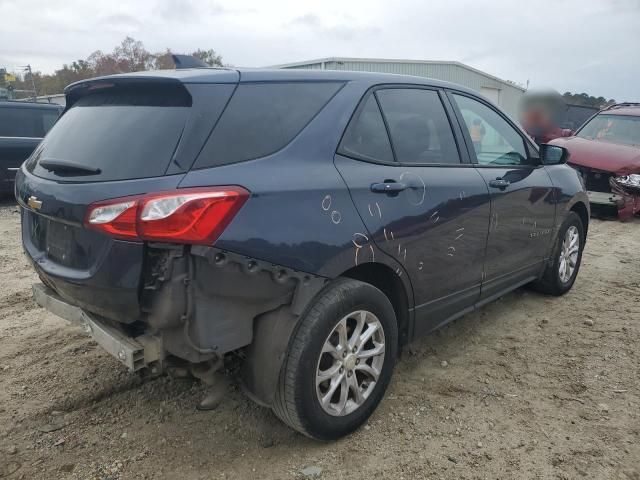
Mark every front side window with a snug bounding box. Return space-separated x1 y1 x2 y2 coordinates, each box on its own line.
376 88 461 164
338 94 394 163
452 94 529 166
577 113 640 146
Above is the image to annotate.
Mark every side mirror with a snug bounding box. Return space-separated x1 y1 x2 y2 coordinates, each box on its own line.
540 144 569 165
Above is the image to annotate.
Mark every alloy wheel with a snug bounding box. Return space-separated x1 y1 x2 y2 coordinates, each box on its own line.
559 225 580 283
315 310 386 416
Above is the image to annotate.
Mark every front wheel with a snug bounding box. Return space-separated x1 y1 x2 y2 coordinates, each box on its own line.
272 278 398 440
531 211 585 295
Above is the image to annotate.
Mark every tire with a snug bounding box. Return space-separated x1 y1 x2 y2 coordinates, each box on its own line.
272 278 398 440
531 211 585 296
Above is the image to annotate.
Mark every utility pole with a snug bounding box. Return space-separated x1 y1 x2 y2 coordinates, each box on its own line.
23 64 37 101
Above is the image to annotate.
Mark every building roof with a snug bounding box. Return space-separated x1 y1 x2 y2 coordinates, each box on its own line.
269 57 526 92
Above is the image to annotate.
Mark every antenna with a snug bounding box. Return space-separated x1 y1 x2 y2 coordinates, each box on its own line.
172 55 209 69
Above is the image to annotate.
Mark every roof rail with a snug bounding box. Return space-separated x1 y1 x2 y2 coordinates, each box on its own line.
603 102 640 111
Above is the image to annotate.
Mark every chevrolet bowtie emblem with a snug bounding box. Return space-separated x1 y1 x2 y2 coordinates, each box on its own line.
27 196 43 210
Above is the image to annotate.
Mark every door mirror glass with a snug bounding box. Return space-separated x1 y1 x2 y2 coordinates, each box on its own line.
540 144 568 165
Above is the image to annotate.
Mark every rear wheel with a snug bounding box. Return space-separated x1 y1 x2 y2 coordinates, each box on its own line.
531 211 584 295
272 278 398 440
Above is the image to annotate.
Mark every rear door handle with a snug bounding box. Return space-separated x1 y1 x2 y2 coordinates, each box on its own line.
489 178 510 189
371 181 407 194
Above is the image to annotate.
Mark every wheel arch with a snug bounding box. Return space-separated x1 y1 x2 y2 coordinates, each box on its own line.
340 262 412 347
569 200 589 239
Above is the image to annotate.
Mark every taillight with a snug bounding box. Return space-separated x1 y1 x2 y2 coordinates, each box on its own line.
85 196 140 239
84 187 249 244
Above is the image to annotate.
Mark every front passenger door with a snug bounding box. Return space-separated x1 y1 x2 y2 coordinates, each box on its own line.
449 92 556 301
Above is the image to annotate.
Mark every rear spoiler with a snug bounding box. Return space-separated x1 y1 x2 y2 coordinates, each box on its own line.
63 77 191 110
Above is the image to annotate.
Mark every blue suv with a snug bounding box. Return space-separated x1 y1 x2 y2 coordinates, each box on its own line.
16 68 588 440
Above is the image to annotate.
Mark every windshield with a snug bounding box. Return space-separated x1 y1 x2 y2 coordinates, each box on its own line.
577 113 640 146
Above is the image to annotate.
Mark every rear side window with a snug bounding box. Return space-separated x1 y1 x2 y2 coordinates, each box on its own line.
194 82 343 169
0 107 59 138
28 83 192 182
376 89 461 165
338 94 394 163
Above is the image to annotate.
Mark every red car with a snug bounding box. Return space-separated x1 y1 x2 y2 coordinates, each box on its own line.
550 103 640 221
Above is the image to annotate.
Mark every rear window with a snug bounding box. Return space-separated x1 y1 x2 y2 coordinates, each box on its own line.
28 83 191 182
338 94 394 163
0 106 60 138
193 82 343 169
376 88 461 165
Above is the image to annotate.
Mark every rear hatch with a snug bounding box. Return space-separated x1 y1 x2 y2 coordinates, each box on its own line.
17 71 238 322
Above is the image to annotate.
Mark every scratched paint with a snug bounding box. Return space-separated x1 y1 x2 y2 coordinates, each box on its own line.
399 171 426 206
352 232 375 266
321 195 331 211
352 232 369 248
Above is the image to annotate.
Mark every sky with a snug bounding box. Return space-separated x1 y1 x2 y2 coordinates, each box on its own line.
1 0 639 100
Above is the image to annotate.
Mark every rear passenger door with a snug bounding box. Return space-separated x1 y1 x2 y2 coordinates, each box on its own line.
448 92 556 301
334 86 491 336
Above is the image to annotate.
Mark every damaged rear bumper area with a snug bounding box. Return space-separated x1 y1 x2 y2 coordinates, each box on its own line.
33 283 162 372
139 244 326 364
33 244 327 403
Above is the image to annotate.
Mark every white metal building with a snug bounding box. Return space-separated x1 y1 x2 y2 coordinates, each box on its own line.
272 57 525 118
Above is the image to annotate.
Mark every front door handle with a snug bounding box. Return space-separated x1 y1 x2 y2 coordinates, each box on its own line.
489 178 510 189
371 181 407 194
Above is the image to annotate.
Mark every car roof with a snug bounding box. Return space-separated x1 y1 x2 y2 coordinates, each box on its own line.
65 67 480 97
0 101 62 110
600 107 640 117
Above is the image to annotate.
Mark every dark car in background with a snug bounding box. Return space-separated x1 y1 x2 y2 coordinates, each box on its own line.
0 101 62 194
16 69 588 440
551 103 640 220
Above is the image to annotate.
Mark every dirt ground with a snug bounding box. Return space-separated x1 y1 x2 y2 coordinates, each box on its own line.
0 197 638 480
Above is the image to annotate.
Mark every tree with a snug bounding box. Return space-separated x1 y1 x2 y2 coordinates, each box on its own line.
191 49 224 67
562 91 615 108
5 37 226 98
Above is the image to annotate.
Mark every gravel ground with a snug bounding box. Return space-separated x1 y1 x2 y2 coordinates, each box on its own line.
0 197 639 480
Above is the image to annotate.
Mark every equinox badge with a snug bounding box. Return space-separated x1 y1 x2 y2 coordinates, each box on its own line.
27 196 43 211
